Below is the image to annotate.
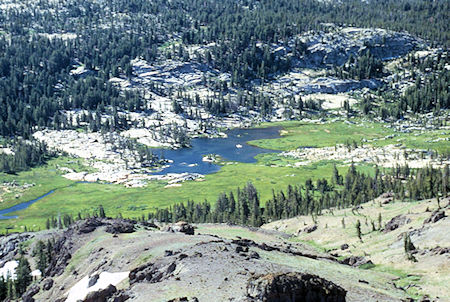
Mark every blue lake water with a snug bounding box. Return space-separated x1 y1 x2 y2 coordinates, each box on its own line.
0 126 282 219
152 126 281 175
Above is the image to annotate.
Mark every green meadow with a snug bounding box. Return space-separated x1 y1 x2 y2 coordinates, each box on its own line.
1 119 446 233
0 156 356 233
250 120 450 154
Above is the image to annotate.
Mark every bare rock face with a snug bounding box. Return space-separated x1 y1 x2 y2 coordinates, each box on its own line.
423 210 446 224
418 246 450 256
0 233 33 262
383 215 411 233
296 27 422 68
246 272 346 302
45 232 73 277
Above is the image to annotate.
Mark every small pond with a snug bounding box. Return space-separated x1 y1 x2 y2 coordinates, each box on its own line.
152 126 281 175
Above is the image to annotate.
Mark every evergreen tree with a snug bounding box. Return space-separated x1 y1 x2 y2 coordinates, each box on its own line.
15 257 32 295
0 276 6 301
35 240 47 276
99 205 106 218
355 220 362 240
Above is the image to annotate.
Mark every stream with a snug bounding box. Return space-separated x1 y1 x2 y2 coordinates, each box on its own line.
0 190 54 220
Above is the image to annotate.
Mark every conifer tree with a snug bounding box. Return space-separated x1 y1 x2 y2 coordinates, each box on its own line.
355 220 362 240
99 205 106 218
15 256 32 295
0 276 6 301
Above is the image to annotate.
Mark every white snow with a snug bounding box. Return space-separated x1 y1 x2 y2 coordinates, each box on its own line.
0 260 18 280
65 271 129 302
0 147 14 155
31 269 42 278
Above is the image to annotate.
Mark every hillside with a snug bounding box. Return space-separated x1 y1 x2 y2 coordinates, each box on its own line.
0 0 449 301
264 196 450 300
1 213 444 302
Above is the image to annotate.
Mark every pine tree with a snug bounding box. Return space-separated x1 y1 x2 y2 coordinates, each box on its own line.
15 256 32 295
404 233 417 261
7 276 14 300
355 220 362 240
35 240 47 276
99 205 106 218
0 276 6 301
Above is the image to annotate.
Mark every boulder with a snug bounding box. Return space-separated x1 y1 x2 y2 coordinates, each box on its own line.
167 298 199 302
303 225 318 233
249 251 260 259
246 272 346 302
105 220 135 234
88 274 100 287
164 221 194 235
341 256 373 267
77 218 104 234
383 215 410 233
423 210 446 224
340 244 349 250
76 218 136 235
108 290 130 302
42 278 54 291
129 262 177 284
141 221 159 228
22 284 40 302
83 284 117 302
379 192 394 199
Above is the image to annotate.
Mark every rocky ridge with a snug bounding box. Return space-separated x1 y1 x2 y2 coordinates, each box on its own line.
0 219 417 302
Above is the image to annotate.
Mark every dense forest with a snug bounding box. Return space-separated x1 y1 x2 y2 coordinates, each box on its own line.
0 140 55 173
0 0 449 144
359 52 450 119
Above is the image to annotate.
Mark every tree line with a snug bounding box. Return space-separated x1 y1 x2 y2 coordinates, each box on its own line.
0 140 56 174
26 164 447 232
147 164 449 227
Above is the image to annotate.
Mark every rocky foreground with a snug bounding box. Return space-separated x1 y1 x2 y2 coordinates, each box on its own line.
2 210 443 302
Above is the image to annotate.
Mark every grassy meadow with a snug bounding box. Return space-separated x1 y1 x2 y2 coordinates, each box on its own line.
0 156 357 233
250 119 450 154
1 119 447 233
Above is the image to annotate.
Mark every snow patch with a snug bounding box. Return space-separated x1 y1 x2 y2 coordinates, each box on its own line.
65 271 129 302
0 260 18 280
